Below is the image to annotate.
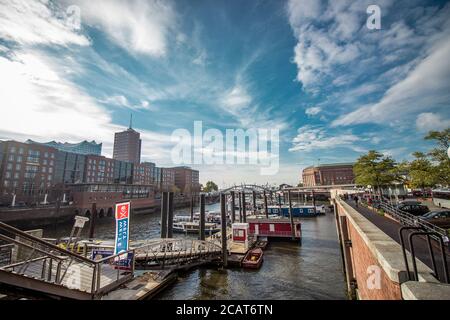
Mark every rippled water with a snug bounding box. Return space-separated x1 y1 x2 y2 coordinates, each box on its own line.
42 203 347 300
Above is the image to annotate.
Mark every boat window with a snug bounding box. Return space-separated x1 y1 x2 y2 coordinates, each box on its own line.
269 224 275 232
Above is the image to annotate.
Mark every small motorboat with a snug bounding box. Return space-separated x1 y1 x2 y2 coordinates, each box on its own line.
242 248 264 269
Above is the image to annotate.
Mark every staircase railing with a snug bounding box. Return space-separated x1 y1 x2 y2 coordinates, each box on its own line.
0 222 134 298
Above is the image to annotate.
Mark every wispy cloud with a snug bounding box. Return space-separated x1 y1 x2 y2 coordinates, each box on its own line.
0 0 89 46
305 106 321 116
289 126 364 153
66 0 177 57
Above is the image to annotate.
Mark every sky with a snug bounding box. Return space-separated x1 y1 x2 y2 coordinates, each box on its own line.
0 0 449 188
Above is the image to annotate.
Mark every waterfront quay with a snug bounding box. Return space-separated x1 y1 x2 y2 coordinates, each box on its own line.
1 184 449 300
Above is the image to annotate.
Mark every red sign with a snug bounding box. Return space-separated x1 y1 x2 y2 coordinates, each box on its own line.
116 203 130 220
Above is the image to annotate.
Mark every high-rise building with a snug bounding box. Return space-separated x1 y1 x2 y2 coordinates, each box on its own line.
113 116 142 164
302 163 355 187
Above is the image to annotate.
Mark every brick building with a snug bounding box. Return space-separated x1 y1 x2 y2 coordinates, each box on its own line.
0 140 57 204
133 162 155 185
302 163 355 187
113 127 142 164
172 166 200 194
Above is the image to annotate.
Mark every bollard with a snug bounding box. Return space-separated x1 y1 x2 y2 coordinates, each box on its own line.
252 190 257 215
288 190 295 240
88 202 97 239
238 192 242 223
230 191 236 224
242 192 247 223
263 190 268 218
220 193 228 268
160 192 168 238
190 195 194 222
167 192 174 238
199 194 206 241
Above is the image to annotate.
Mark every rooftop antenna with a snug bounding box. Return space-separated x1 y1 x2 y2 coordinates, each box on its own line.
129 113 133 129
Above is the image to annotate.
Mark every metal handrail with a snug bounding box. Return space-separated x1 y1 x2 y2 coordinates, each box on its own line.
374 202 449 242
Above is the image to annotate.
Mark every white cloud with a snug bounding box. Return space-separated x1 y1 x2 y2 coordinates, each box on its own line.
332 34 450 126
305 106 321 116
289 126 362 153
99 95 153 111
221 85 252 112
0 0 90 47
0 50 174 163
68 0 176 57
415 113 450 133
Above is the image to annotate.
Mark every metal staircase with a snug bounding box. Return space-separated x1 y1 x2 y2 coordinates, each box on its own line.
0 222 135 300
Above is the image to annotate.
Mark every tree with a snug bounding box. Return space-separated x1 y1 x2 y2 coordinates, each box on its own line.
353 150 398 194
408 152 437 190
203 181 218 193
425 129 450 186
297 182 304 188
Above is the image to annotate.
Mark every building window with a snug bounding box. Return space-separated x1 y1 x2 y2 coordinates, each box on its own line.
43 159 47 165
48 175 52 181
17 156 22 163
9 146 16 153
3 180 10 187
14 172 19 179
18 147 24 155
42 167 47 173
15 164 21 171
51 153 54 159
5 172 12 179
7 163 12 170
8 155 14 161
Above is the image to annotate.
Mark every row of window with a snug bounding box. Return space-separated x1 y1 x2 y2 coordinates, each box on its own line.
9 147 54 158
7 154 54 166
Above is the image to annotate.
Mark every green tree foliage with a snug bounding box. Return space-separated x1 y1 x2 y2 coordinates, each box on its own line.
408 152 437 189
425 129 450 185
353 150 398 192
203 181 218 193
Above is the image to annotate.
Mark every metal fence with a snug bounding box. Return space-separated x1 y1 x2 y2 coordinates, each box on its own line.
372 201 449 244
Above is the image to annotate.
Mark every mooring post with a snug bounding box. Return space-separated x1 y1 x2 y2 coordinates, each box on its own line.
238 192 242 223
167 192 174 238
252 190 257 215
312 190 317 215
160 192 168 238
242 192 247 223
230 191 236 224
263 190 268 218
190 195 194 222
220 193 228 268
199 194 206 241
88 202 97 239
288 190 295 240
278 193 282 211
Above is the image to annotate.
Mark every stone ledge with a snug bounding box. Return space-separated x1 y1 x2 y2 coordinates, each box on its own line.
402 281 450 300
336 199 435 284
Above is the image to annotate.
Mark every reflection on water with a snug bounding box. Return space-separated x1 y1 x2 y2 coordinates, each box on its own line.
42 203 347 300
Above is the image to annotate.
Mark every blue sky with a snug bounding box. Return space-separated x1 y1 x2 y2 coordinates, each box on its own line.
0 0 449 187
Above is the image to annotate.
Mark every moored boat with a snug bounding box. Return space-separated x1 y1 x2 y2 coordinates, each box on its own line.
242 248 264 269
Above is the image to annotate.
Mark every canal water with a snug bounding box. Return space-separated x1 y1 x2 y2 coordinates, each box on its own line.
42 203 347 300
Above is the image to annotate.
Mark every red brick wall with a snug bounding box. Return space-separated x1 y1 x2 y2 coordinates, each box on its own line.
346 222 402 300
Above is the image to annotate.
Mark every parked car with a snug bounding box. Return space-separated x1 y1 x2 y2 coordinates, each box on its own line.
397 203 430 216
399 200 422 206
421 210 450 228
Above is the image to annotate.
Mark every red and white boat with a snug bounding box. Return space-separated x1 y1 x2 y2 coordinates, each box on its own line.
242 248 264 269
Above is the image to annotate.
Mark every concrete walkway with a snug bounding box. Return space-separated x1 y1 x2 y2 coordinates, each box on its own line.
345 200 450 283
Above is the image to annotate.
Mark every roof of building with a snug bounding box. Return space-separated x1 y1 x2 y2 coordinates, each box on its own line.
25 139 102 155
303 162 355 170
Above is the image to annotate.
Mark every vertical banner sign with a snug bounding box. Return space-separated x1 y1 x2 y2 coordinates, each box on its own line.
114 202 130 255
